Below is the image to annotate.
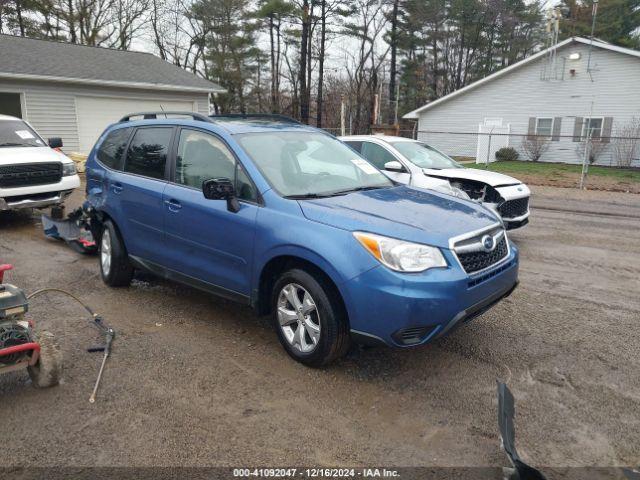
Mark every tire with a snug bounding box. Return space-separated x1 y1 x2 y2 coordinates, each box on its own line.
28 331 61 388
100 220 133 287
271 268 350 367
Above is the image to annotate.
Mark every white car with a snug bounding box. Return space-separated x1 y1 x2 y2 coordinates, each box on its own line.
0 115 80 211
340 135 530 229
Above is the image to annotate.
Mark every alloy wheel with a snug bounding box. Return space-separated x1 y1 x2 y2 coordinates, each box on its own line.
277 283 321 353
101 229 112 276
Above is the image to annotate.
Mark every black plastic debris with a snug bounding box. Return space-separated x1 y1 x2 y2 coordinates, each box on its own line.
498 382 547 480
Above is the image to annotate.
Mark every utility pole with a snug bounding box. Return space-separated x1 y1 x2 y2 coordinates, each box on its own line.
580 0 599 189
394 82 399 126
340 95 346 137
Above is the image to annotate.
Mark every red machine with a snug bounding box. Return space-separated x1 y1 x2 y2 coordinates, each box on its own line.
0 264 60 387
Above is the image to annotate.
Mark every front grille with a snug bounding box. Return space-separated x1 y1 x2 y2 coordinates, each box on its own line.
498 197 529 219
456 236 509 274
0 163 62 188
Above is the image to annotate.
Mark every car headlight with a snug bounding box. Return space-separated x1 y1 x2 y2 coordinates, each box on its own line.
353 232 447 272
451 186 471 200
431 184 470 200
62 162 77 176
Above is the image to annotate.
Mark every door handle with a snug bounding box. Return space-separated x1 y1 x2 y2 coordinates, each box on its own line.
165 199 182 212
111 182 123 194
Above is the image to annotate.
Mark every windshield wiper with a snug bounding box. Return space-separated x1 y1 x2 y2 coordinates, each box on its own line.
329 185 386 195
0 142 28 147
284 193 337 200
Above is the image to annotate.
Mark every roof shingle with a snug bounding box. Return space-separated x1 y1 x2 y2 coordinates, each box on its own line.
0 34 223 93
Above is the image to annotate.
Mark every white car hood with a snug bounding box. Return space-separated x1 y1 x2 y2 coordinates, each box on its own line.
423 167 521 187
0 146 70 165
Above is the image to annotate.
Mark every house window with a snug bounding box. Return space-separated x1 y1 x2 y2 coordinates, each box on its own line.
582 117 603 139
535 118 554 137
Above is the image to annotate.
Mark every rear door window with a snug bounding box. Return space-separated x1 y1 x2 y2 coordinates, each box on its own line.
97 128 132 170
124 127 173 180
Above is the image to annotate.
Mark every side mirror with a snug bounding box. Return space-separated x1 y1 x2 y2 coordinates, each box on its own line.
48 137 63 149
202 177 240 213
384 160 404 172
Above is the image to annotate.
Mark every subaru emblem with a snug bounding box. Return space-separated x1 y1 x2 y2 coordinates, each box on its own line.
481 234 496 252
517 187 523 192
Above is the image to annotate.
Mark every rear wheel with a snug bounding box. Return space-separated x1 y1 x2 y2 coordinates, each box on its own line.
272 268 350 367
100 220 133 287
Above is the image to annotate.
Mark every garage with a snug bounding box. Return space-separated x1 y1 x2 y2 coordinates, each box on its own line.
75 96 195 153
0 34 224 154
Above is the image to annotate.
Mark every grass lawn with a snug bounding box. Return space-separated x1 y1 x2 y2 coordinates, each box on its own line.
468 161 640 183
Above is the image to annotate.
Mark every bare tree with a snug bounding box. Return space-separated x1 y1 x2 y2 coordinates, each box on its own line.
521 135 550 162
342 0 389 134
109 0 150 49
613 118 640 168
575 138 609 165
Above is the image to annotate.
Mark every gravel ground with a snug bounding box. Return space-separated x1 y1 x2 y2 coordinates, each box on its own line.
0 185 638 470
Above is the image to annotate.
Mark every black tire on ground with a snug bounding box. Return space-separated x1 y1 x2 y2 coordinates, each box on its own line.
271 268 350 367
28 331 62 388
100 220 133 287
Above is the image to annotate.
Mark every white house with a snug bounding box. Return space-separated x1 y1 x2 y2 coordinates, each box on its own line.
0 34 225 154
404 37 640 167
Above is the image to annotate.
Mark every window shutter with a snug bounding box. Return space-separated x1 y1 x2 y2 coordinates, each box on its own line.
527 117 536 139
573 117 583 142
601 117 613 143
551 117 562 141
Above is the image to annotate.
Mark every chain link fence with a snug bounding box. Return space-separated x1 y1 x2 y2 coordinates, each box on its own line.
413 131 640 168
323 127 640 168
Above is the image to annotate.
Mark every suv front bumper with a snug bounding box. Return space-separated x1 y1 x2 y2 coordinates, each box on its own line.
343 245 519 347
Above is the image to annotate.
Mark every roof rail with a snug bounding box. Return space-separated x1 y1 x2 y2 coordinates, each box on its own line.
209 113 301 124
119 111 213 123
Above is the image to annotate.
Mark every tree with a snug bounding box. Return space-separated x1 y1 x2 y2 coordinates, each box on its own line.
342 0 389 133
256 0 294 113
613 118 640 167
191 0 259 113
386 0 400 124
559 0 640 48
297 0 310 123
314 0 352 127
521 135 551 162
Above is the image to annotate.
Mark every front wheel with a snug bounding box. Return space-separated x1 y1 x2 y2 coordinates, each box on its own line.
272 269 350 367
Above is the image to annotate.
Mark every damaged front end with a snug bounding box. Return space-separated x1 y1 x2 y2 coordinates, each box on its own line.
434 176 529 230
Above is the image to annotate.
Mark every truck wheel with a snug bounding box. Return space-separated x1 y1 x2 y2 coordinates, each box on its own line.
100 220 133 287
28 331 61 388
272 268 350 367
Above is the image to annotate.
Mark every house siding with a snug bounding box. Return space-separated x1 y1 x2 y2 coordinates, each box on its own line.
0 79 210 153
414 42 640 166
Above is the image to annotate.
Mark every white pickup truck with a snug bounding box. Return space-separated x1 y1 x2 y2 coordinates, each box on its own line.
0 115 80 211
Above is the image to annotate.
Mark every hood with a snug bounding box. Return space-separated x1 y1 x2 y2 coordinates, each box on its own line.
298 185 500 249
423 167 521 187
0 146 70 166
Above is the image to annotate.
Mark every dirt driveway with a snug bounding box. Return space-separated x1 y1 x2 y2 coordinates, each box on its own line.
0 185 638 470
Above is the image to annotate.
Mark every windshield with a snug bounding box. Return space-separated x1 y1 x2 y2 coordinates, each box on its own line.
0 120 45 148
391 141 463 170
236 131 393 198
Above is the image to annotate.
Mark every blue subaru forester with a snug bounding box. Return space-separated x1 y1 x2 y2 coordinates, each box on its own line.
85 112 518 366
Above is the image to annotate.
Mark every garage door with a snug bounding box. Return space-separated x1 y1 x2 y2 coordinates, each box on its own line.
76 96 195 153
